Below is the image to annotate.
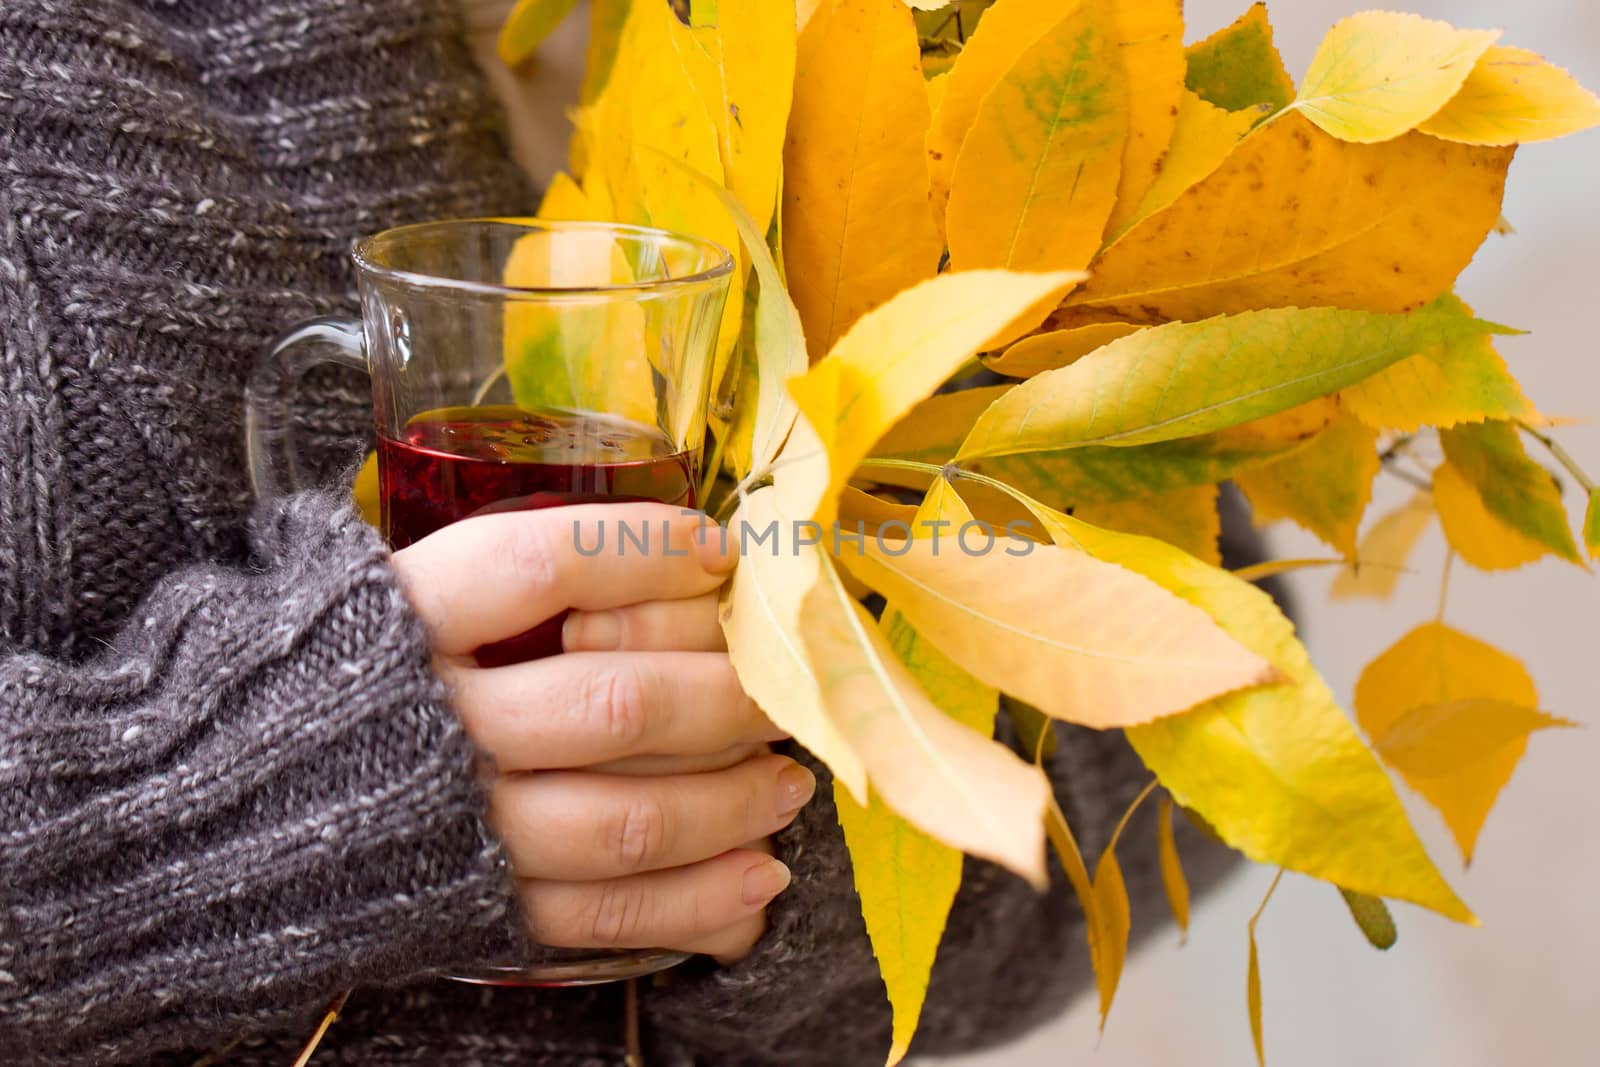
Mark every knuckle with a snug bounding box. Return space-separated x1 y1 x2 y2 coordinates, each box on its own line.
587 881 643 947
595 662 653 749
613 795 667 874
503 517 562 598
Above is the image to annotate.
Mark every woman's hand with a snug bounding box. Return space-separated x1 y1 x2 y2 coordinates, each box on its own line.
391 503 811 964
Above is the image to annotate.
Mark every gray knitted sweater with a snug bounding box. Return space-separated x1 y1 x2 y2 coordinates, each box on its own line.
0 2 1235 1064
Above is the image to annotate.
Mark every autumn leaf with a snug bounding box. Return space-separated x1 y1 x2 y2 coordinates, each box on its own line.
578 0 632 108
784 0 943 356
873 385 1013 466
1339 295 1532 432
1234 413 1380 557
802 552 1049 883
536 171 599 220
1006 494 1471 921
1355 622 1573 863
1156 795 1191 942
1116 90 1261 239
945 2 1128 273
984 322 1143 378
353 451 380 527
784 269 1082 527
1184 2 1295 114
1064 112 1514 322
957 299 1499 461
840 507 1275 726
1103 0 1186 236
1076 485 1221 566
1440 421 1583 566
1586 488 1600 560
1292 12 1500 144
1091 831 1133 1029
1421 45 1600 145
1432 462 1547 572
1246 870 1284 1067
1330 491 1435 600
498 0 579 65
1338 888 1398 951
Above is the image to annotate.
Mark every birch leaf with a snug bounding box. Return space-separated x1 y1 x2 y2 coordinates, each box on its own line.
785 0 943 356
721 488 867 800
536 172 599 220
838 532 1278 729
1421 45 1600 146
801 558 1049 883
1340 296 1533 432
985 323 1143 378
1432 462 1548 573
786 270 1082 526
1184 2 1295 114
1355 623 1573 863
1293 13 1500 144
1439 421 1583 565
1157 795 1191 942
1104 0 1187 236
1012 497 1471 921
1338 888 1397 951
957 300 1499 461
1330 491 1435 600
946 2 1128 272
1076 485 1221 566
1118 90 1261 238
1234 413 1380 557
1065 111 1514 322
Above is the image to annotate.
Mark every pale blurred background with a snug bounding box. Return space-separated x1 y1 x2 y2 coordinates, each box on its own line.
509 3 1600 1063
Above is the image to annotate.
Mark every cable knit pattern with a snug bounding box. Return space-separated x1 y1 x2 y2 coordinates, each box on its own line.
1 2 1253 1064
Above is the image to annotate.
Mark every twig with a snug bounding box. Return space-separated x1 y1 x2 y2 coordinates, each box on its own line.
1517 419 1597 496
290 989 351 1067
1436 550 1456 623
624 977 644 1067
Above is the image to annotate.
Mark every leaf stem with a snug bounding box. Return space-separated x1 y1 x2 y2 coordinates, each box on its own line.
1250 868 1286 930
290 989 351 1067
1436 550 1455 623
1517 419 1597 496
1106 778 1160 855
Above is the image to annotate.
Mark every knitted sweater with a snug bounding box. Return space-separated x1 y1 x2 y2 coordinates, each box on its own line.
0 2 1235 1064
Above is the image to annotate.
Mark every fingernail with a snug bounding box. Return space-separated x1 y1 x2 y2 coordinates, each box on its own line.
741 858 792 907
562 610 621 652
696 521 738 574
776 762 817 818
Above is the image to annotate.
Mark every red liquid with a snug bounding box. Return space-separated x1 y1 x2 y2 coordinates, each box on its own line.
379 405 697 665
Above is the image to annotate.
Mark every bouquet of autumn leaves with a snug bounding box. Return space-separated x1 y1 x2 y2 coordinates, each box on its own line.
491 0 1600 1060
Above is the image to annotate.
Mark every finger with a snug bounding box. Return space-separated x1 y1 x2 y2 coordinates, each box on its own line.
591 742 767 777
392 504 736 655
491 754 814 880
445 651 786 772
520 849 792 951
673 911 766 965
562 593 725 653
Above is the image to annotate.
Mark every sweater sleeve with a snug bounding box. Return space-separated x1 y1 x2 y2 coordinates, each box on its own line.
0 491 530 1065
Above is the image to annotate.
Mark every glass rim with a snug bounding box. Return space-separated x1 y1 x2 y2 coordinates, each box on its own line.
352 218 737 299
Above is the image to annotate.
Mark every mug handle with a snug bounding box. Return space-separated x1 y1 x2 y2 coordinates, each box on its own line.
244 316 368 500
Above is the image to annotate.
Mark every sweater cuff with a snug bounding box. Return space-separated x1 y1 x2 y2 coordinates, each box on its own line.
0 492 528 1062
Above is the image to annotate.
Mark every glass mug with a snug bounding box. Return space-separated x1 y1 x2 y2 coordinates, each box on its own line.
246 219 734 985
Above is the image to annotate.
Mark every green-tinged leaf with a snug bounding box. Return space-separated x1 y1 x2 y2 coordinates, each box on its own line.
1006 697 1057 762
1157 795 1190 942
1440 421 1583 565
1234 414 1380 557
1586 488 1600 560
1185 2 1295 113
1293 13 1499 144
579 0 632 107
957 299 1499 460
1340 296 1533 432
1433 461 1548 572
991 488 1472 922
1076 485 1222 566
1338 889 1398 951
839 530 1278 729
498 0 580 65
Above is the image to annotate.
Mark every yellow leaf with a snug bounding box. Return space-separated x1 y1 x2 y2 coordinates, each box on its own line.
1184 2 1295 114
1103 0 1187 236
784 270 1082 527
498 0 579 66
784 0 944 356
1117 90 1260 239
1246 869 1284 1067
1355 622 1572 862
945 3 1127 272
1077 485 1221 566
579 0 632 108
984 323 1143 378
874 385 1013 466
1066 111 1514 321
1440 420 1583 565
1433 461 1547 572
535 172 598 220
1156 794 1190 943
802 555 1049 883
1338 887 1397 950
353 451 380 527
957 299 1498 461
838 527 1278 729
1010 496 1472 921
925 0 1066 230
1421 45 1600 146
1231 557 1346 584
1091 840 1131 1029
1293 12 1500 144
721 488 867 800
1340 295 1532 432
1586 488 1600 561
1235 413 1380 557
925 69 949 114
682 0 797 234
1330 490 1435 600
